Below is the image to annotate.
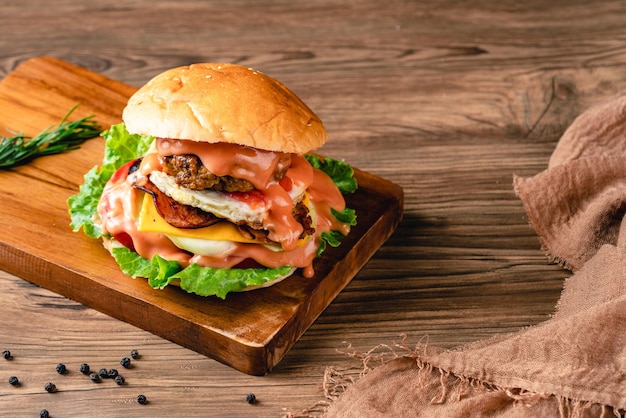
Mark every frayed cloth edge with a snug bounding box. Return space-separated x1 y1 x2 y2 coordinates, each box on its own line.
283 334 419 418
282 334 625 418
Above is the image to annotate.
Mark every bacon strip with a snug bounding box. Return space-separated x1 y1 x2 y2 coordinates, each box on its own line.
135 181 220 229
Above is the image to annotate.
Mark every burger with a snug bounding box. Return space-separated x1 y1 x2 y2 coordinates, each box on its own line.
69 63 357 299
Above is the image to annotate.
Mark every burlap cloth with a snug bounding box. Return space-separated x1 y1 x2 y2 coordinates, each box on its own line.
302 95 626 417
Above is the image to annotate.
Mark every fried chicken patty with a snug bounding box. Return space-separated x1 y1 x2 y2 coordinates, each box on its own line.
162 154 288 192
237 201 315 242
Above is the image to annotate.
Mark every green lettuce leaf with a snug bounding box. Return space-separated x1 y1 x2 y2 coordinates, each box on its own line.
68 123 358 298
317 207 357 256
305 155 358 256
172 263 294 299
304 154 358 193
67 165 107 238
112 246 293 299
68 123 154 238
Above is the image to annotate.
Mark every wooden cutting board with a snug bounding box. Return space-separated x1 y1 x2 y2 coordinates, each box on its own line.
0 57 403 375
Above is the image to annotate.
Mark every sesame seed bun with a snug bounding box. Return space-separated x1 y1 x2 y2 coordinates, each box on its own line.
122 63 328 154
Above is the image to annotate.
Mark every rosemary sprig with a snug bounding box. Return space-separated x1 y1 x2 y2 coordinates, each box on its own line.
0 105 101 168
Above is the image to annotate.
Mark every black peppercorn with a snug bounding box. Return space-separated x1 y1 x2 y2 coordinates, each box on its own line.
39 409 49 418
44 382 56 393
2 350 11 360
114 375 125 385
246 393 256 404
120 357 131 369
107 369 119 378
56 363 67 374
130 349 140 360
89 373 101 383
137 394 147 404
8 376 19 386
79 363 90 375
98 368 109 379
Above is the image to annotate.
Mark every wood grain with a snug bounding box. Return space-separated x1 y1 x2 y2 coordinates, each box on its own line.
1 0 626 416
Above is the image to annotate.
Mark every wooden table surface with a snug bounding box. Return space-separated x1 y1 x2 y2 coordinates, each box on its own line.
2 1 625 416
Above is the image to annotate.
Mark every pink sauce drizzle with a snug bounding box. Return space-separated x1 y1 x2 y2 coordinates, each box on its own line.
97 140 350 278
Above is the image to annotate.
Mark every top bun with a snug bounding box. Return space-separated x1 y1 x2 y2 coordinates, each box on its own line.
122 63 328 154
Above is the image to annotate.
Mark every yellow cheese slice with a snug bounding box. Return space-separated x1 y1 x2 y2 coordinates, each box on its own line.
137 193 257 243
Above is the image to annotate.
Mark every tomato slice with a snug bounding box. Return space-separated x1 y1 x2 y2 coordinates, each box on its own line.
234 258 264 269
226 189 265 208
225 177 293 209
279 176 293 192
112 232 135 252
110 159 140 184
